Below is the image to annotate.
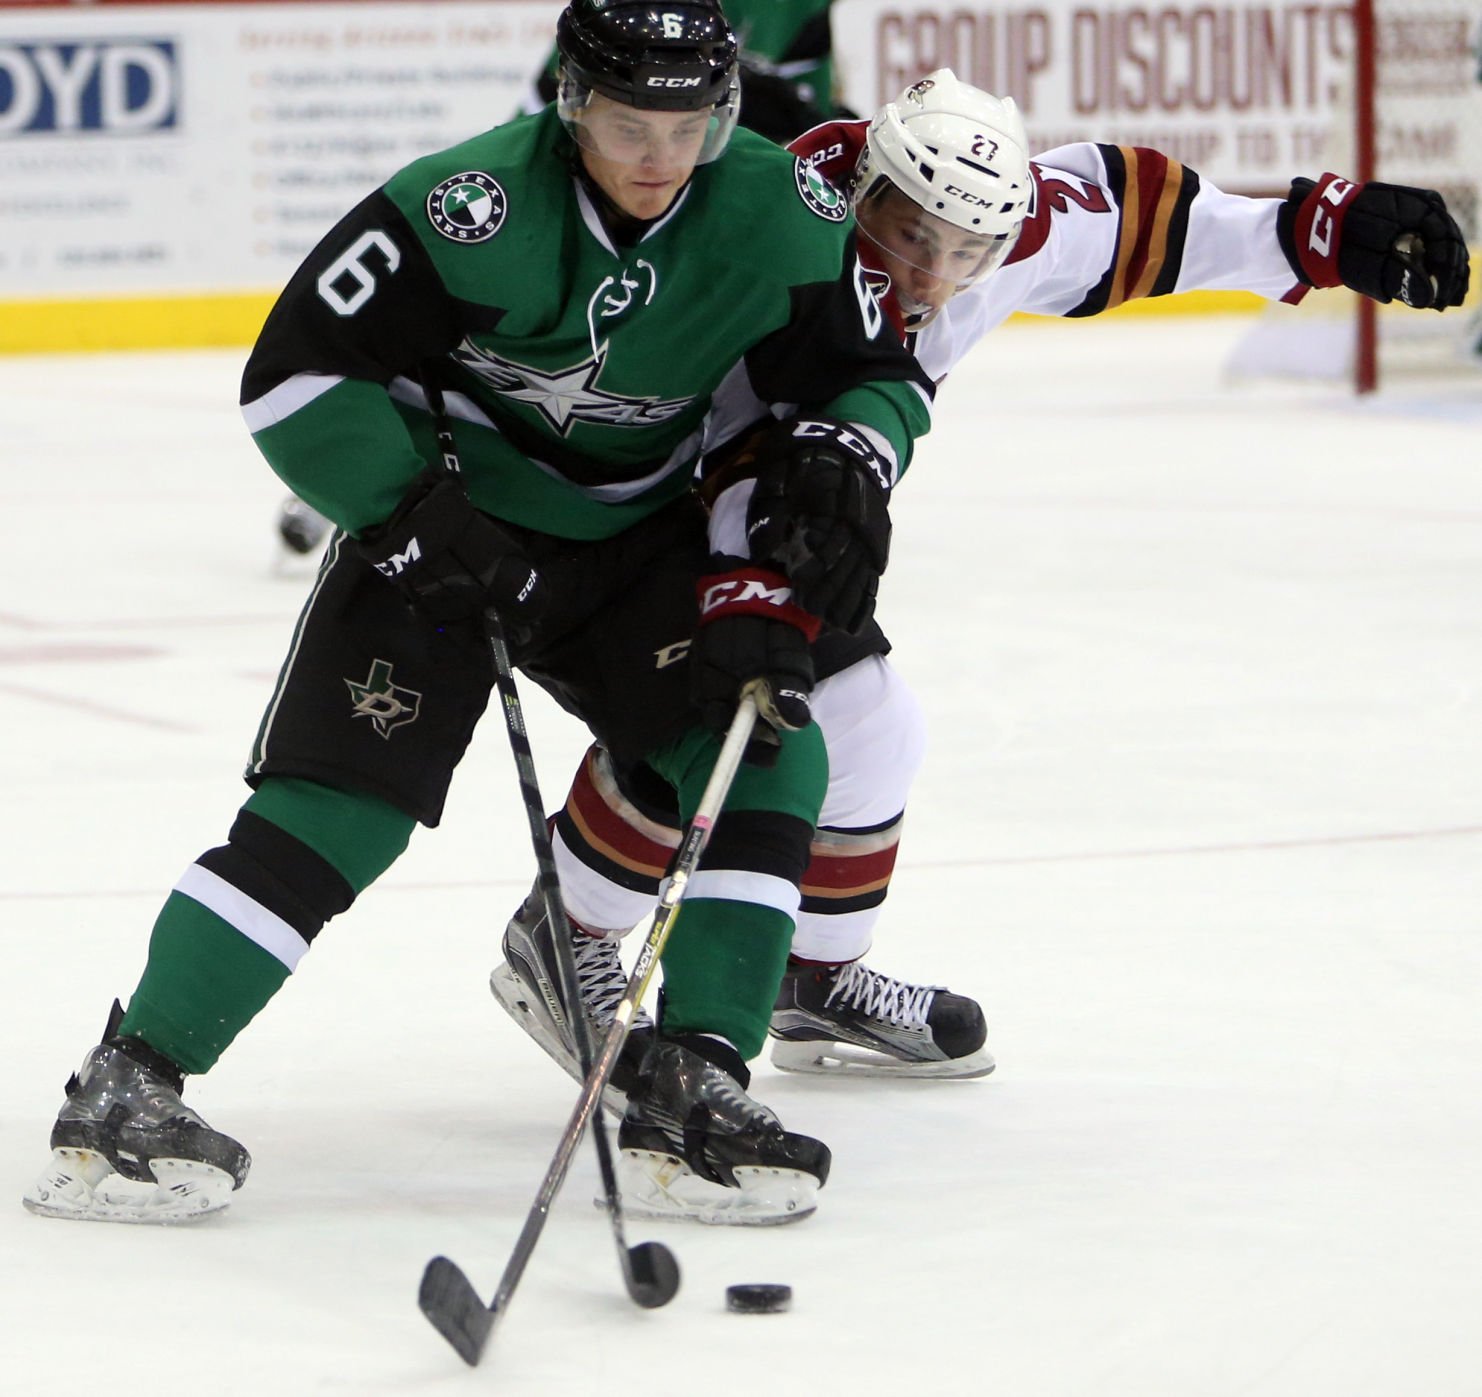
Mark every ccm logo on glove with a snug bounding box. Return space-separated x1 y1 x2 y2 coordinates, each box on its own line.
691 563 818 747
698 571 821 638
1304 176 1355 259
373 539 422 577
788 419 892 494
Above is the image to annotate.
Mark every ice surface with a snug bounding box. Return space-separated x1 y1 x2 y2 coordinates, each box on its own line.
3 315 1479 1394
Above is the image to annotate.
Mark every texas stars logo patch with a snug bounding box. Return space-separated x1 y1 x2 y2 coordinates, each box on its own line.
427 171 507 243
794 158 848 223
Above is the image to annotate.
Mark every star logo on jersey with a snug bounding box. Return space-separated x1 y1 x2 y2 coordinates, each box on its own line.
453 338 693 436
345 658 422 739
795 158 848 223
427 171 507 243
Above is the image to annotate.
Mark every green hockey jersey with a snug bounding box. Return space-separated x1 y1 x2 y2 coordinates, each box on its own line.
241 109 931 542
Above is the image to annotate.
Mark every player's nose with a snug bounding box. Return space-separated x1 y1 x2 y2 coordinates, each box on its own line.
910 267 951 306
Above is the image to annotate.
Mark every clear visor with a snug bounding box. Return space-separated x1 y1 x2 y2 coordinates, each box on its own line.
558 75 739 167
855 183 1017 325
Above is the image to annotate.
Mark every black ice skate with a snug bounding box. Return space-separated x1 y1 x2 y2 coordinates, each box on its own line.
489 885 653 1116
617 1036 830 1226
23 1035 250 1224
769 959 995 1079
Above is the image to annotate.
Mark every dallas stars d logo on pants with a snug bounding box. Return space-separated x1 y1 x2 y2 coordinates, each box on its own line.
345 658 421 738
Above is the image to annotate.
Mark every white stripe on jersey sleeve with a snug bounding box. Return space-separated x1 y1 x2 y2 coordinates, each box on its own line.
241 372 345 433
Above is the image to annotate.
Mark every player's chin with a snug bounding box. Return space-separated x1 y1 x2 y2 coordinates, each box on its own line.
900 293 946 328
623 182 679 218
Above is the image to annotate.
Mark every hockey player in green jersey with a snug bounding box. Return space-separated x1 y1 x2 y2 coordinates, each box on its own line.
24 0 931 1228
276 0 855 557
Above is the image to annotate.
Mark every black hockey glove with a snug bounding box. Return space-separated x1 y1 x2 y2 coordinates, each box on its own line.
746 418 892 636
357 469 547 630
690 563 818 763
1279 174 1470 310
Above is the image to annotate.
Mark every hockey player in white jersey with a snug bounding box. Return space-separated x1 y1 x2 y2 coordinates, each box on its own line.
492 68 1469 1091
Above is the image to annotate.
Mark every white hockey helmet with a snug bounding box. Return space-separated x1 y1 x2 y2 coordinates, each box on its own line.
853 70 1032 319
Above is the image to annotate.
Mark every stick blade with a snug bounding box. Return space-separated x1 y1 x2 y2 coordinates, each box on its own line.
419 1256 496 1366
626 1240 681 1309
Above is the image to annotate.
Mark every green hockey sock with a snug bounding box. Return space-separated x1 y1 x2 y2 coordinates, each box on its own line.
118 892 292 1075
647 721 826 1060
651 722 828 826
658 899 793 1060
117 777 417 1074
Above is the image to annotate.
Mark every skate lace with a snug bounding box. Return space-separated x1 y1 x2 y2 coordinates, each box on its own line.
702 1072 778 1130
826 961 941 1029
571 934 632 1026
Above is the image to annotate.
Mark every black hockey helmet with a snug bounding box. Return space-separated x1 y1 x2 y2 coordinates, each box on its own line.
556 0 738 113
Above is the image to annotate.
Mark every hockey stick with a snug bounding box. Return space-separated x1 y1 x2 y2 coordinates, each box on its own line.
414 387 677 1330
419 686 760 1365
484 608 679 1307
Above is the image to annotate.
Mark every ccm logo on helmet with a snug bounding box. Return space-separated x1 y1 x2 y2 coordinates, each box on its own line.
699 576 793 614
945 183 994 208
646 75 703 88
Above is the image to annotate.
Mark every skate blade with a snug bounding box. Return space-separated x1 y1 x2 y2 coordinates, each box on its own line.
770 1038 996 1079
489 964 627 1119
22 1148 235 1224
615 1148 818 1227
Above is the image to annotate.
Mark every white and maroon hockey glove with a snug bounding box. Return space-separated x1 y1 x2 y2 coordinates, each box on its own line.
746 418 892 636
691 563 820 758
1279 173 1470 310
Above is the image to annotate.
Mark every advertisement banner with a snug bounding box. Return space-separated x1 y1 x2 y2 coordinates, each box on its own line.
2 0 1476 345
833 0 1482 200
0 1 562 299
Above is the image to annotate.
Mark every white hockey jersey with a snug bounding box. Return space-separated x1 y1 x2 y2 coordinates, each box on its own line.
789 121 1305 385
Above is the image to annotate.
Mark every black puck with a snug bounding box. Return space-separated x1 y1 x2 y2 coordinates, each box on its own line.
725 1283 792 1314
